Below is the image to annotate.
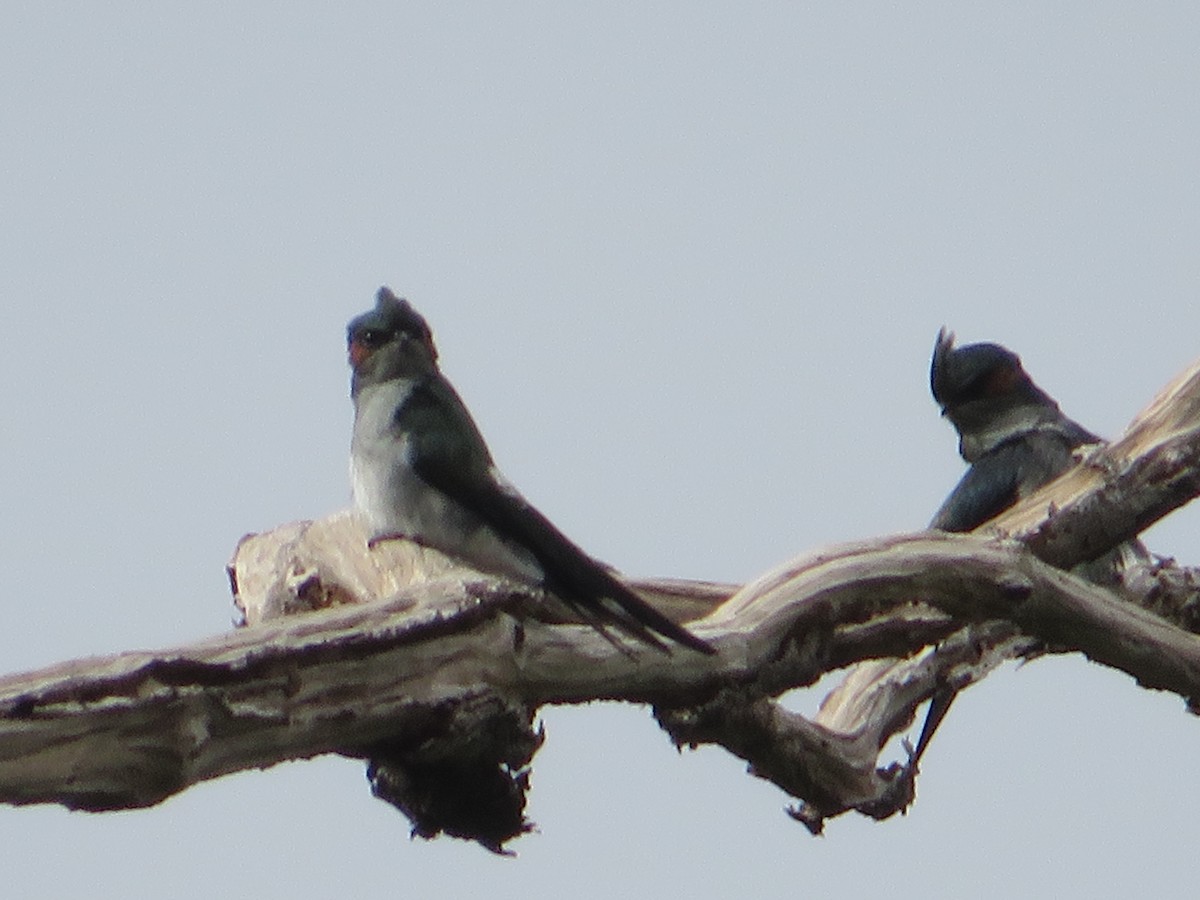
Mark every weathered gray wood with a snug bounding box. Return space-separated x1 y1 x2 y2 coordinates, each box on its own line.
0 359 1197 847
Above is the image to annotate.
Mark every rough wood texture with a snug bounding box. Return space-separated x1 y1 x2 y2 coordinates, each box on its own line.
0 360 1198 848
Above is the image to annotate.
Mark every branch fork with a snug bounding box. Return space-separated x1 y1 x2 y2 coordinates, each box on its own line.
0 361 1198 848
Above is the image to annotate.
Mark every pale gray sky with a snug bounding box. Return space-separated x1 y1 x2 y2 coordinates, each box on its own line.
2 4 1199 898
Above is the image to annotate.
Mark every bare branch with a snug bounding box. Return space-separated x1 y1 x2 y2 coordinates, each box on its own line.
994 358 1200 563
0 358 1196 847
2 535 1199 814
764 356 1200 830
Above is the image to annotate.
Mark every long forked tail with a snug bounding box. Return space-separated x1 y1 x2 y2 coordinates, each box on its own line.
546 559 717 655
410 447 717 655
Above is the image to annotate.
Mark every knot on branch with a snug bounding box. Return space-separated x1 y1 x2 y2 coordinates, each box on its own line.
358 693 543 854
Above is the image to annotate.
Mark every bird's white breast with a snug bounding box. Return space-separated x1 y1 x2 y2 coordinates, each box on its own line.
349 378 542 582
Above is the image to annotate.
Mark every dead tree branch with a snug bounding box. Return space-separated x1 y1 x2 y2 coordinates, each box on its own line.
0 360 1196 848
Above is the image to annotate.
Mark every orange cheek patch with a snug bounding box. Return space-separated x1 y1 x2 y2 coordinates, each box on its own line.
349 341 371 367
984 365 1020 395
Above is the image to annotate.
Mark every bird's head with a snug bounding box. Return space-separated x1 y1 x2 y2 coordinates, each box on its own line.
347 287 438 392
931 328 1059 443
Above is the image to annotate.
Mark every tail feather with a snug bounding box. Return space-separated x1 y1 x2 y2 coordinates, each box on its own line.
546 561 716 655
914 686 956 763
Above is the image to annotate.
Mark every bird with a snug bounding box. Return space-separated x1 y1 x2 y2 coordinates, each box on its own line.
916 329 1124 758
928 328 1101 533
347 286 715 656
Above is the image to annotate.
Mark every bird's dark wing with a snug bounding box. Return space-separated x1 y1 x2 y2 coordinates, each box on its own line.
930 443 1024 532
402 378 714 655
932 423 1097 533
395 375 497 475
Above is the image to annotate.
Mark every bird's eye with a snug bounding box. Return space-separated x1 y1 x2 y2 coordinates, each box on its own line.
357 328 384 346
